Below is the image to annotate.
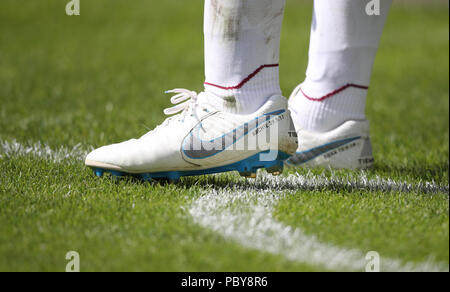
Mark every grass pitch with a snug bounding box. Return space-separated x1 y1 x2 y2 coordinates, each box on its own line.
0 0 448 271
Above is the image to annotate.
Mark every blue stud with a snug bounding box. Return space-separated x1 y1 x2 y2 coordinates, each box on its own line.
94 168 103 177
168 172 180 182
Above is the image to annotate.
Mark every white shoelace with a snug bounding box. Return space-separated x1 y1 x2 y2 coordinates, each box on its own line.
163 88 198 116
141 88 212 138
141 89 201 138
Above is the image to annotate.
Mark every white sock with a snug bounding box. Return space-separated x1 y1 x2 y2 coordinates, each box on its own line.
203 0 285 114
289 0 392 132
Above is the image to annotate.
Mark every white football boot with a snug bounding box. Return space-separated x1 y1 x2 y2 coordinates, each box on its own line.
286 85 374 169
85 89 298 180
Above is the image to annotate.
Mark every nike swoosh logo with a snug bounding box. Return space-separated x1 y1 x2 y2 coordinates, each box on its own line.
289 136 361 164
182 109 285 159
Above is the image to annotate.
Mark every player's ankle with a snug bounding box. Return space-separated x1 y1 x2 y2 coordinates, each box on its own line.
204 64 282 114
288 80 368 133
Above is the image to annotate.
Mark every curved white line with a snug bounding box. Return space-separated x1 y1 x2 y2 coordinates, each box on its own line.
189 174 449 272
2 139 448 271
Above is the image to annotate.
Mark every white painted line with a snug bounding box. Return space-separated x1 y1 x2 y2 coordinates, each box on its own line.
0 139 91 163
2 139 448 271
239 171 449 194
189 173 449 272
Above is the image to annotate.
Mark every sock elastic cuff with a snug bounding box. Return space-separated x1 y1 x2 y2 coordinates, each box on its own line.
289 84 368 132
204 65 281 114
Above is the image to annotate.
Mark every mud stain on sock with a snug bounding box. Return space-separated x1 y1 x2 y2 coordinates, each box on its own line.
210 0 241 41
223 95 237 107
208 0 285 45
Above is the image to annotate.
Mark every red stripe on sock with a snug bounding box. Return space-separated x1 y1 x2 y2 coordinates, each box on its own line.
300 83 369 102
204 64 279 90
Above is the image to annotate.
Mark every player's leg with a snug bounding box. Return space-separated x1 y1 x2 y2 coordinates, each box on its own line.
287 0 392 169
85 0 297 180
204 0 285 114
